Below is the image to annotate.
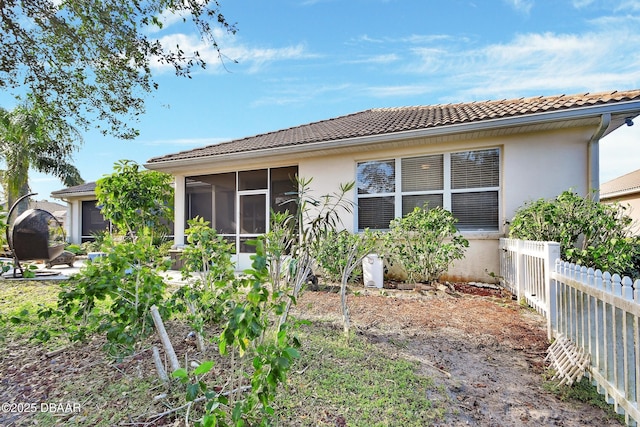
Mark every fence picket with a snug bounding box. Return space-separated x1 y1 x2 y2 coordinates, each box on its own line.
595 269 603 376
622 277 636 422
500 238 640 426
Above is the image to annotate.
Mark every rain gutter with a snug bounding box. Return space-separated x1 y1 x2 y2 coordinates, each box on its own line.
588 113 611 201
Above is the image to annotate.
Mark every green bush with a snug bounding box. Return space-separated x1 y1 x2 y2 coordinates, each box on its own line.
509 190 639 277
39 232 170 355
383 205 468 284
314 230 368 283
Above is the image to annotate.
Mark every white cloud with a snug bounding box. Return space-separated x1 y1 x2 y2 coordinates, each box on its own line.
613 0 640 12
251 83 352 107
572 0 595 8
503 0 534 14
388 20 640 102
150 28 314 74
365 84 436 98
345 54 400 65
572 0 640 11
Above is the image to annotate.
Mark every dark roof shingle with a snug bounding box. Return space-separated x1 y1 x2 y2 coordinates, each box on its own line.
50 182 96 197
147 89 640 164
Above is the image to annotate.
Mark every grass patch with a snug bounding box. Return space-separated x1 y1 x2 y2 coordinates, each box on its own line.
2 282 447 426
543 375 625 424
274 321 447 426
0 280 63 346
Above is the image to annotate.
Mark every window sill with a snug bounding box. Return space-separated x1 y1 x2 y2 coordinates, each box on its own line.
458 230 504 240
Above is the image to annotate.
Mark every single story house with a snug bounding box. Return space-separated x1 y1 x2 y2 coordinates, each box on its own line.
54 89 640 282
50 182 111 243
600 168 640 235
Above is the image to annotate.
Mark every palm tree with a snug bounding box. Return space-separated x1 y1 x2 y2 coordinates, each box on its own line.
0 102 85 214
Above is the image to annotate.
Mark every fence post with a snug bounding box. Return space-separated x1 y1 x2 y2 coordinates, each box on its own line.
544 242 561 340
516 239 525 302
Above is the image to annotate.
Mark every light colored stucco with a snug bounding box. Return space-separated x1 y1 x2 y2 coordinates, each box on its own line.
295 126 594 282
602 195 640 235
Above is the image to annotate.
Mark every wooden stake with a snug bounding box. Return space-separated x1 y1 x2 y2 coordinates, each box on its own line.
152 345 168 382
150 305 180 373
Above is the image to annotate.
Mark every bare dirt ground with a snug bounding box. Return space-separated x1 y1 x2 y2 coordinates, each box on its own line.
293 283 622 427
0 281 623 426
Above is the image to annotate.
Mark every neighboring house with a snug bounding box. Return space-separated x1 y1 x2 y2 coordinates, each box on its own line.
1 199 68 233
30 200 68 230
600 168 640 235
54 89 640 281
50 182 111 243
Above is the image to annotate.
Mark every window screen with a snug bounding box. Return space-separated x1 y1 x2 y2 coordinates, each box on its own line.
270 166 298 215
402 155 443 192
452 191 499 230
451 149 499 189
358 197 395 229
357 160 395 195
82 200 109 237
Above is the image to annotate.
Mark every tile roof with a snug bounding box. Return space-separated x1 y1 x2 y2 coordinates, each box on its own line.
600 168 640 198
50 182 97 197
147 89 640 164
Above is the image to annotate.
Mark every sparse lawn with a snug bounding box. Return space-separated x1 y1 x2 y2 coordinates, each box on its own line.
0 279 449 426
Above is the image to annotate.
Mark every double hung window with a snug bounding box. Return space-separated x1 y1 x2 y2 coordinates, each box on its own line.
357 148 499 231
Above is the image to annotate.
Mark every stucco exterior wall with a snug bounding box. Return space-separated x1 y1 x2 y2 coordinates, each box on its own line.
602 194 640 235
501 128 591 221
298 126 593 282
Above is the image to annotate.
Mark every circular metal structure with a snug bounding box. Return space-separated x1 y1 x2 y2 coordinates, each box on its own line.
5 193 66 277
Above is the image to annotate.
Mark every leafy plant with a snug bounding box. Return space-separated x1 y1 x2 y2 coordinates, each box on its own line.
314 229 369 283
168 217 237 350
81 230 110 253
172 239 302 426
509 190 638 277
64 243 84 255
335 229 379 339
170 178 358 425
267 177 356 328
95 160 173 241
384 205 468 283
0 205 7 249
38 232 170 355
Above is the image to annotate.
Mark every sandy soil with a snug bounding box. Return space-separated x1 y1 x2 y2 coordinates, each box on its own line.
293 283 622 427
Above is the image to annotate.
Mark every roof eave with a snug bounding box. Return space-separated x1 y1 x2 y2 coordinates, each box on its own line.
600 187 640 199
51 191 97 199
144 100 640 173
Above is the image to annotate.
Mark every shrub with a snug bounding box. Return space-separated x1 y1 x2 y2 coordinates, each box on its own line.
313 229 368 283
95 159 173 241
509 190 639 277
38 232 170 355
383 205 468 284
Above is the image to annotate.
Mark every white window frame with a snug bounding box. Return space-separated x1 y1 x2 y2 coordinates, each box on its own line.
356 148 501 232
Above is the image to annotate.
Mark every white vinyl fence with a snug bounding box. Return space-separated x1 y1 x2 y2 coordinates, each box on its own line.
500 238 640 426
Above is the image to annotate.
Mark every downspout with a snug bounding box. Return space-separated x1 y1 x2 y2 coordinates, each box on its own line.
588 113 611 202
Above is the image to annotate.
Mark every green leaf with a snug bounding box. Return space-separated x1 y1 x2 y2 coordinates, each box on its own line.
284 347 300 360
193 360 214 376
186 383 200 401
172 368 188 379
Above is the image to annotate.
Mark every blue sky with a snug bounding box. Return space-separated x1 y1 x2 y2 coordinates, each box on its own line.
22 0 640 200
